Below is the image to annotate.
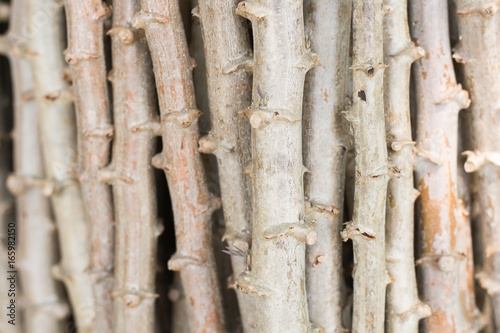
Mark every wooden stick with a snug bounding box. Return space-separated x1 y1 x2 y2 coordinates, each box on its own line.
107 0 159 331
135 1 226 331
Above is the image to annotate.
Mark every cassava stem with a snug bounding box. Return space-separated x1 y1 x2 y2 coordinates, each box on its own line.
235 1 320 332
302 0 351 331
4 2 68 330
107 0 159 331
63 2 114 330
25 0 96 331
343 0 389 331
455 0 500 329
409 0 470 330
382 0 430 332
196 0 256 331
134 1 226 331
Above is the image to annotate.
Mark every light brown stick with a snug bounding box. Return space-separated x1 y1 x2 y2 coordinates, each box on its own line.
134 1 226 331
107 0 159 331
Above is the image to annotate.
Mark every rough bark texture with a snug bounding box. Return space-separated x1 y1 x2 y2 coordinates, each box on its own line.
196 1 256 331
235 1 320 332
4 2 69 329
63 2 114 330
107 0 159 332
302 1 351 332
343 0 388 332
24 0 96 331
135 1 226 331
383 1 430 332
455 0 500 329
409 0 470 331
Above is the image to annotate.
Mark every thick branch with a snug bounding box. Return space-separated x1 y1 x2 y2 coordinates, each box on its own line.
303 1 351 332
409 0 471 331
63 1 114 330
26 0 95 331
455 0 500 329
383 1 430 332
236 0 318 331
136 1 226 331
348 0 388 332
196 0 255 331
108 0 159 332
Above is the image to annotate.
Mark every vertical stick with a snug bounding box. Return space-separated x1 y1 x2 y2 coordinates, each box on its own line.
107 0 159 331
409 0 470 330
303 0 351 331
383 1 430 332
134 1 226 331
24 0 96 331
343 0 388 331
63 1 114 330
235 1 320 332
196 0 256 331
455 0 500 329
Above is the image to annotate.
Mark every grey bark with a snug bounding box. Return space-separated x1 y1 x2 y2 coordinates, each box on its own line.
455 0 500 329
342 0 389 331
302 1 351 332
107 0 159 331
382 1 431 332
24 0 96 331
235 1 320 332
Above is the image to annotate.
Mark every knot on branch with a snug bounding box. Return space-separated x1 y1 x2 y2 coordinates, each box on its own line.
133 11 170 29
389 139 415 152
222 231 251 252
235 272 274 296
462 150 500 172
305 200 340 217
390 42 425 63
241 107 300 129
97 166 134 184
43 88 73 103
243 162 254 178
111 288 158 308
162 108 202 127
83 125 114 141
396 301 432 321
414 145 442 166
341 222 376 241
415 253 464 272
107 26 136 44
297 51 321 72
223 53 254 74
168 253 205 271
151 153 169 172
457 1 499 16
7 174 57 196
485 242 500 258
51 264 71 283
236 1 271 20
198 135 235 156
435 84 470 109
476 271 500 295
95 3 112 21
263 219 317 245
308 323 325 333
130 120 161 136
29 300 70 319
63 50 99 65
350 61 388 77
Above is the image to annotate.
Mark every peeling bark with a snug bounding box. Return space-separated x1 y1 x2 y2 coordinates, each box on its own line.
383 1 430 332
455 0 500 329
409 0 471 331
4 2 68 330
107 0 159 332
134 1 226 331
196 1 256 331
235 1 320 332
25 0 96 331
302 1 351 332
63 1 114 330
343 0 388 332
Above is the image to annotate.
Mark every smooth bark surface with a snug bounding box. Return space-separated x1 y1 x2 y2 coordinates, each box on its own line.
303 1 351 332
107 0 159 332
343 0 388 331
409 0 470 330
196 1 255 331
63 2 114 330
235 1 320 332
135 1 226 331
24 0 96 331
455 0 500 329
383 1 430 332
5 2 68 329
